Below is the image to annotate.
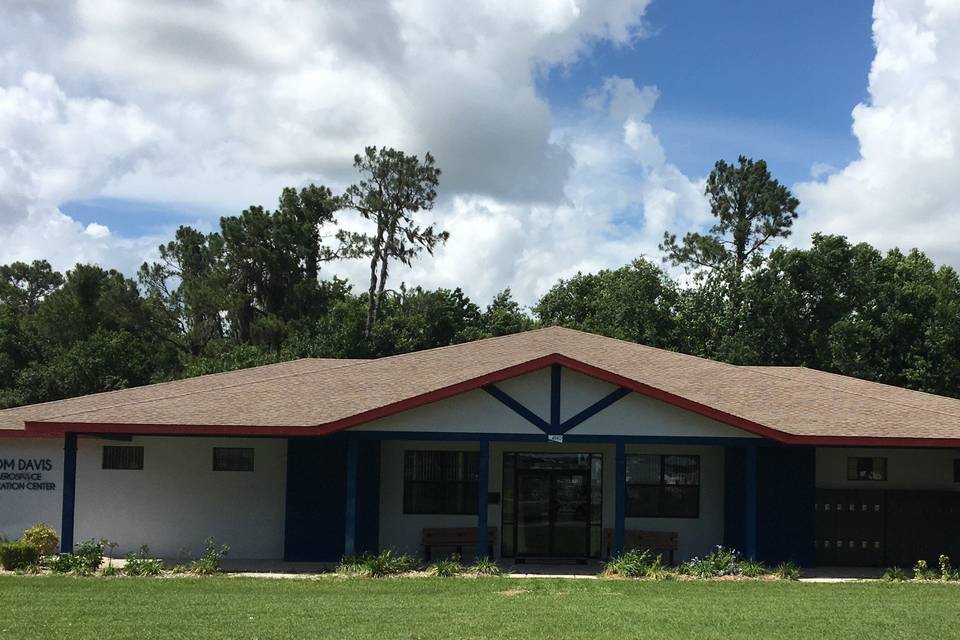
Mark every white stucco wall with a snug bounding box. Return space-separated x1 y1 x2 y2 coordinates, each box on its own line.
1 436 288 559
377 440 724 562
816 447 960 491
0 438 63 542
356 367 757 439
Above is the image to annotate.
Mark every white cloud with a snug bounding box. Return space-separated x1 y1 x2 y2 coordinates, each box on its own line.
795 0 960 265
0 0 715 304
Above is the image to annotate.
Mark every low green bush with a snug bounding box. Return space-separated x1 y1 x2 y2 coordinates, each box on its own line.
337 550 419 577
189 538 230 575
0 541 40 571
73 539 106 573
738 559 769 578
681 546 744 578
913 559 935 581
882 566 909 582
124 545 164 577
22 524 59 558
100 564 122 577
603 549 661 578
774 561 801 581
429 555 463 577
470 557 502 576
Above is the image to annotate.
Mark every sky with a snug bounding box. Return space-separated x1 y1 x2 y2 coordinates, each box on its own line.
2 0 957 307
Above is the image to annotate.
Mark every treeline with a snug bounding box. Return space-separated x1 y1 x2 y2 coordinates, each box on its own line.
1 152 959 408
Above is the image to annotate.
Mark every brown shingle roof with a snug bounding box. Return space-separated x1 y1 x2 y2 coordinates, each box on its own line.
0 358 366 432
4 327 960 444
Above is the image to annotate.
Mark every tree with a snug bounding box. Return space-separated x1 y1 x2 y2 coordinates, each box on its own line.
341 147 448 337
220 184 343 343
477 289 534 338
534 259 678 348
0 260 63 312
138 226 228 355
660 156 799 281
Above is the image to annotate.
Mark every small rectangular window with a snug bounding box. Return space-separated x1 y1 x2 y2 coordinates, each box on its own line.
625 454 700 518
213 447 255 472
847 457 887 481
954 460 960 483
102 446 144 470
403 450 479 515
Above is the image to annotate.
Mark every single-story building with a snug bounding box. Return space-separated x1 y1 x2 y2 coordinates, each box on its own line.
2 327 959 567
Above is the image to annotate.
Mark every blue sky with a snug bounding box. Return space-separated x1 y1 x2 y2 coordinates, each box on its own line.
542 0 875 186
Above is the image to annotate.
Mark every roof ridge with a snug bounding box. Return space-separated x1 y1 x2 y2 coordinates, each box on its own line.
743 365 960 421
22 358 370 424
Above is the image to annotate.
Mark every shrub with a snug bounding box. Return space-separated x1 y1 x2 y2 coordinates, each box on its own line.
48 554 82 574
338 550 419 577
774 561 801 581
73 539 106 572
336 554 371 576
682 546 745 578
603 549 659 578
124 545 164 577
100 564 122 577
738 559 769 578
470 557 502 576
429 555 464 577
913 559 935 581
938 555 958 581
22 524 59 558
189 538 229 575
882 566 908 582
366 550 418 577
0 541 40 571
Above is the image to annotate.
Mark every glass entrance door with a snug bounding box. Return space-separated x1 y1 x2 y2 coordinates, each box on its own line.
515 469 590 557
502 452 602 558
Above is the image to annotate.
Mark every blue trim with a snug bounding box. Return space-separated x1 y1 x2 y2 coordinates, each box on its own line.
340 430 768 446
560 388 631 434
483 385 550 432
745 445 758 559
60 433 77 553
344 439 359 557
550 365 562 434
614 441 626 556
477 439 490 559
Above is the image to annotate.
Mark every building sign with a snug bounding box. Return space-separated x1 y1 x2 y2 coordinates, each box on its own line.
0 458 56 491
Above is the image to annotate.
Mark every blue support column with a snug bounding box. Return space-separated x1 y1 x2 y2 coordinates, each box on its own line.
745 445 758 560
344 438 359 558
477 439 490 559
60 433 78 553
614 441 626 557
550 365 562 434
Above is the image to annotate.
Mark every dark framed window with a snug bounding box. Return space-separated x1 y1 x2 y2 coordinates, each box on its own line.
953 459 960 483
213 447 255 472
625 454 700 518
403 450 479 515
847 457 887 481
102 446 144 470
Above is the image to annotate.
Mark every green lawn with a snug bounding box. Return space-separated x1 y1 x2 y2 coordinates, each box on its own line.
0 575 956 639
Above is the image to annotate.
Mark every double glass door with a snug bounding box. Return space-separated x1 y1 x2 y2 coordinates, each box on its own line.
502 453 602 558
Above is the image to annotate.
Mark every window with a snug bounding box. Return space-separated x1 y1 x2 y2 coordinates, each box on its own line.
213 447 254 472
403 450 479 515
847 457 887 481
953 459 960 483
102 446 144 470
625 454 699 518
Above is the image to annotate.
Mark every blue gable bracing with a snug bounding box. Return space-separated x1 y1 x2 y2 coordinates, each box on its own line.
284 438 379 562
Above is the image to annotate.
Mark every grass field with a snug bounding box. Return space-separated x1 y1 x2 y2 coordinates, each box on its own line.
1 575 957 639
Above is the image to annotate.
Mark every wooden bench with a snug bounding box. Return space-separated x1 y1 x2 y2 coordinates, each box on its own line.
422 527 497 561
603 529 679 564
